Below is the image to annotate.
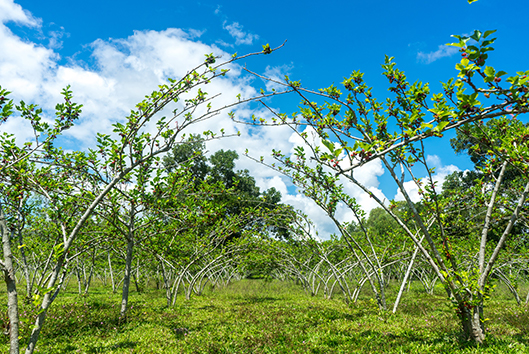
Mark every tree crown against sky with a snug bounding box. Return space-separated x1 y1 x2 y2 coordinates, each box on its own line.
1 0 528 238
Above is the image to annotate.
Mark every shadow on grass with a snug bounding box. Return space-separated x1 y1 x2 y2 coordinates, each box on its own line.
86 340 138 354
502 311 529 333
112 340 137 349
343 328 528 353
198 304 217 310
512 333 529 345
86 340 137 353
174 327 190 340
235 296 279 304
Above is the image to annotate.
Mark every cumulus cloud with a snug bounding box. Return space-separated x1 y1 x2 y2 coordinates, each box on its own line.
0 17 254 148
0 0 39 26
255 125 391 238
417 44 458 64
222 21 258 45
262 64 293 92
47 27 68 49
255 174 336 238
394 155 460 202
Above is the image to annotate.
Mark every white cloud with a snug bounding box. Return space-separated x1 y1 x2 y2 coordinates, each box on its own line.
394 154 460 202
0 0 40 26
426 154 441 166
47 27 68 49
262 64 293 92
253 125 391 238
254 173 335 238
417 44 459 64
0 21 254 148
0 0 59 141
215 39 233 48
222 21 258 45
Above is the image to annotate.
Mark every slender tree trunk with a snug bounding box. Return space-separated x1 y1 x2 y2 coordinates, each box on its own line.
62 271 72 291
83 249 96 295
160 261 172 306
75 265 82 295
82 263 87 290
496 270 521 305
459 302 485 343
132 258 141 293
352 276 369 302
34 238 59 292
393 242 422 313
120 236 134 318
17 230 31 299
25 255 66 354
336 221 387 310
108 252 115 293
172 272 186 305
2 209 20 354
132 273 141 293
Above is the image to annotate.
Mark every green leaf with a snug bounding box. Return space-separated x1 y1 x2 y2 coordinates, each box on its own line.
322 140 335 153
420 123 433 130
483 30 497 38
481 39 496 47
470 30 482 41
484 66 495 77
435 121 450 132
468 0 478 3
447 42 463 48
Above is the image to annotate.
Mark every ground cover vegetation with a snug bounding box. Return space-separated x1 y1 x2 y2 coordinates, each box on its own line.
1 279 528 353
2 7 529 352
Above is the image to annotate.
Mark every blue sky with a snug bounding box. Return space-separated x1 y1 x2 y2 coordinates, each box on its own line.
1 0 528 238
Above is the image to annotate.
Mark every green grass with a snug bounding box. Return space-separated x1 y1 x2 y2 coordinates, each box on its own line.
1 280 528 353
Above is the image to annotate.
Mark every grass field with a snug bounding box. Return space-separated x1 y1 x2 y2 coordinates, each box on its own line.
1 280 528 353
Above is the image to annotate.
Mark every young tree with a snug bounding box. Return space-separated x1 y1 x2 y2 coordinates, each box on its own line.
0 86 80 354
242 30 529 343
1 44 285 354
